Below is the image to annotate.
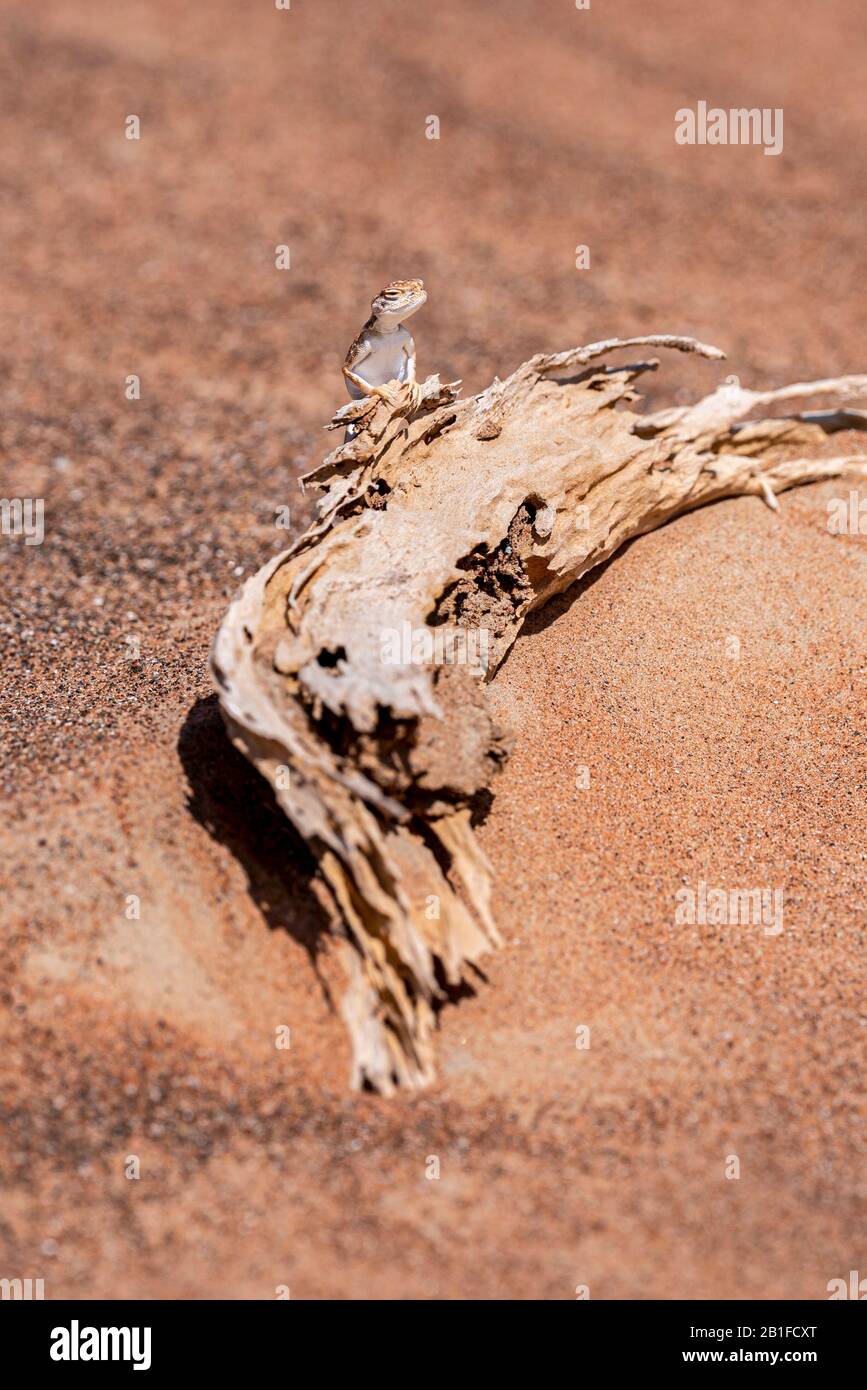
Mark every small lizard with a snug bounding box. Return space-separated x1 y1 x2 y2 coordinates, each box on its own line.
343 279 427 411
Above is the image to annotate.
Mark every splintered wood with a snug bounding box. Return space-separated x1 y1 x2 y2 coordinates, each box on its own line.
211 337 867 1093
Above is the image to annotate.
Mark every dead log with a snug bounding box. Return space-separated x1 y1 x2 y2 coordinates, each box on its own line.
211 337 867 1093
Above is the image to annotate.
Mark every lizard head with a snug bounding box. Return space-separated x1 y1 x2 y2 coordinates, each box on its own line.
371 279 427 325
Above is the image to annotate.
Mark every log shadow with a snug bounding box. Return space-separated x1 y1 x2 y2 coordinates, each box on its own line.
492 554 618 681
177 694 336 1011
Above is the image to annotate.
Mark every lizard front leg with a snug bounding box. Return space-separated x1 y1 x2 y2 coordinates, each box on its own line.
344 367 406 411
404 341 417 386
403 347 422 412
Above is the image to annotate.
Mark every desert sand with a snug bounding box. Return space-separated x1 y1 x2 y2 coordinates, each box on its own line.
1 0 865 1299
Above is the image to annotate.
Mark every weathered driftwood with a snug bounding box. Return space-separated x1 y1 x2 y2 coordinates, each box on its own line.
211 337 867 1093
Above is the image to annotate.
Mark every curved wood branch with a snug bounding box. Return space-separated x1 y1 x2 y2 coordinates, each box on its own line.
211 338 867 1093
